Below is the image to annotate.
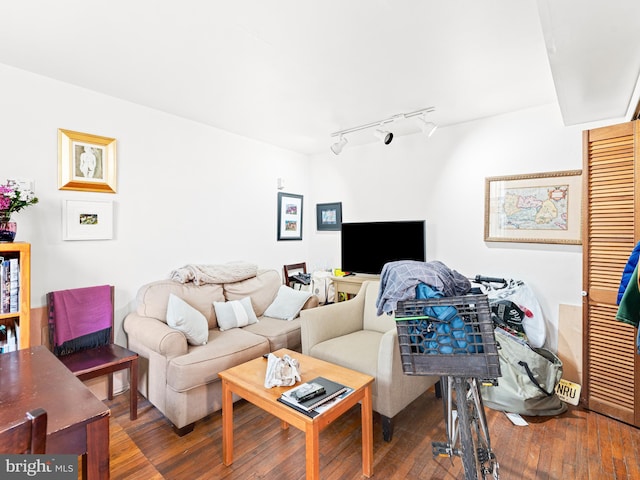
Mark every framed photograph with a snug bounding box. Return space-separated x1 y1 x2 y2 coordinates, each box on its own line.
63 200 114 241
277 192 303 241
485 170 582 244
58 128 117 193
316 202 342 231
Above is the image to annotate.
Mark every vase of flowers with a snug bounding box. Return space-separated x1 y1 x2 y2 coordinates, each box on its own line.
0 180 39 242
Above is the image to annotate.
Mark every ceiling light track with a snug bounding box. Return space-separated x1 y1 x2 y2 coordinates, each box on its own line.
330 106 436 154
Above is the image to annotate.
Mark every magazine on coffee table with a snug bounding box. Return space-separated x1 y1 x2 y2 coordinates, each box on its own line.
278 376 352 416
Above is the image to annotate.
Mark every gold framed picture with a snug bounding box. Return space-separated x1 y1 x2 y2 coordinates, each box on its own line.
484 170 582 244
58 129 117 193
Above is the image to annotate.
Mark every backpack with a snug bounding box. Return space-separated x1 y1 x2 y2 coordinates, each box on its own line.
480 328 567 416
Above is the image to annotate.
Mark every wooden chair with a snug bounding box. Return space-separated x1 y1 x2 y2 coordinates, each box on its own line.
0 408 47 454
283 262 308 288
47 285 139 420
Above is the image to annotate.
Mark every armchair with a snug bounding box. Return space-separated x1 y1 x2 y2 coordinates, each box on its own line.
300 280 438 441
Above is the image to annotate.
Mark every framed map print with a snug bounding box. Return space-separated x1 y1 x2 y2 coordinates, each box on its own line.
484 170 582 244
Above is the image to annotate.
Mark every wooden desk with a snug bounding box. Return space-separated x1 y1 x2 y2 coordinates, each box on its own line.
219 348 374 479
331 274 380 301
0 346 110 479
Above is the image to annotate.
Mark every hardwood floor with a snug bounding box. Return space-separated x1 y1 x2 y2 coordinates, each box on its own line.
104 387 640 479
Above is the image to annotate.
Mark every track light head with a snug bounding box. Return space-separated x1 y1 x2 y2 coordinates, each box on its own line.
416 115 438 137
374 128 394 145
330 135 348 155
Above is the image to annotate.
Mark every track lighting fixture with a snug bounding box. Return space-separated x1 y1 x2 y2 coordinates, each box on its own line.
415 114 438 137
329 106 436 154
374 128 393 145
330 135 348 155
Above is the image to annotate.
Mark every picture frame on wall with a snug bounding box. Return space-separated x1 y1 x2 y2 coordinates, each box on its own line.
484 169 582 244
277 192 303 241
316 202 342 231
62 200 114 241
58 128 117 193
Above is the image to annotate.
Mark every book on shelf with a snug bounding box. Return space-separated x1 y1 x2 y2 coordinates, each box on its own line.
278 376 352 417
0 257 10 314
0 256 20 314
8 257 19 313
0 321 18 353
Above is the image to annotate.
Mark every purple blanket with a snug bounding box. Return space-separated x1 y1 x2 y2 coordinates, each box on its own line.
50 285 113 347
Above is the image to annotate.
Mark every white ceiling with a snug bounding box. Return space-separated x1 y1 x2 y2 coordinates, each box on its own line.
1 0 639 155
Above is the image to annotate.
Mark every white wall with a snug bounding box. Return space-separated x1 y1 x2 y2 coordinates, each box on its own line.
307 104 618 351
2 62 626 352
1 64 312 344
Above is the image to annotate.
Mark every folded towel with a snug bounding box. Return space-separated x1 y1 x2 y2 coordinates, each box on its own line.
170 262 258 285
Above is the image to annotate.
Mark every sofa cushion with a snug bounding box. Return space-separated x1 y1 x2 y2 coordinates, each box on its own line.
223 269 280 316
214 297 259 331
243 317 302 351
166 294 209 345
136 279 225 329
263 285 312 321
307 329 383 397
166 328 269 392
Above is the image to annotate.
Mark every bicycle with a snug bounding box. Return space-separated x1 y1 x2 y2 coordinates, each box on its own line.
433 375 499 479
395 293 501 480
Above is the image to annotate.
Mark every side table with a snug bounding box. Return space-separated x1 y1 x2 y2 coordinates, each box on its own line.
331 274 380 301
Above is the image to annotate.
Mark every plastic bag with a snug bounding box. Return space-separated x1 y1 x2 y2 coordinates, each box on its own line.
264 353 301 388
311 271 335 304
485 279 546 348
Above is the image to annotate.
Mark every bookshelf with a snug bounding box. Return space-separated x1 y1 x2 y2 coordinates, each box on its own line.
0 242 30 350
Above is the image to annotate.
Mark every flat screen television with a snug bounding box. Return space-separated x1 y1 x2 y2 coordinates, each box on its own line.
340 220 426 275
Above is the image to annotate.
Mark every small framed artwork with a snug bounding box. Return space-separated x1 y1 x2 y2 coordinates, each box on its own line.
63 200 114 241
277 192 303 241
58 128 117 193
484 169 582 244
316 202 342 231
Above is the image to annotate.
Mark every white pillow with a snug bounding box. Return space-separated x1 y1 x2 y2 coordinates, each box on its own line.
213 297 259 331
263 285 312 321
166 294 208 345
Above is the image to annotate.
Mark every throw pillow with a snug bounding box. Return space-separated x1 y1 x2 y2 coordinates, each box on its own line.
213 297 259 331
263 285 312 321
166 294 208 345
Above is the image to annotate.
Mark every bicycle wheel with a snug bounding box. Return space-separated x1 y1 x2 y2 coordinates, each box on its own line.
468 379 499 479
452 377 480 480
454 377 499 480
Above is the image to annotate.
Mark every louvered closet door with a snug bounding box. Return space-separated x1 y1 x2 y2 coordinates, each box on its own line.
583 121 640 426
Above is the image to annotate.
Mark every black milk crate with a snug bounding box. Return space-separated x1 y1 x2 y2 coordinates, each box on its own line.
395 294 501 379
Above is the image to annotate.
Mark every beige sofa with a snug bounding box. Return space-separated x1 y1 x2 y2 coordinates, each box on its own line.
301 280 438 441
123 269 317 435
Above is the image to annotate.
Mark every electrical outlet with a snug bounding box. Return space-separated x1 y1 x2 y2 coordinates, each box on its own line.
14 179 34 191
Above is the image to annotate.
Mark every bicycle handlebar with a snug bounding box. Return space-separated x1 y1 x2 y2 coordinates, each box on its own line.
474 275 507 285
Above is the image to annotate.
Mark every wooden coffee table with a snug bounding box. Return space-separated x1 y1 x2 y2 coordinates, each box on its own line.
219 348 374 479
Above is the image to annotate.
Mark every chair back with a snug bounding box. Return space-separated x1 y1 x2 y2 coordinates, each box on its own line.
362 281 396 333
283 262 307 287
47 285 114 356
0 408 47 454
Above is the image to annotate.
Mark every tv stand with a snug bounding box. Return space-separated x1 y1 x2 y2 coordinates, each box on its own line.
331 274 380 302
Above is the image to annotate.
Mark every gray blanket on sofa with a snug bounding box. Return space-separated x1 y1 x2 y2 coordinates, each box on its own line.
170 262 258 285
